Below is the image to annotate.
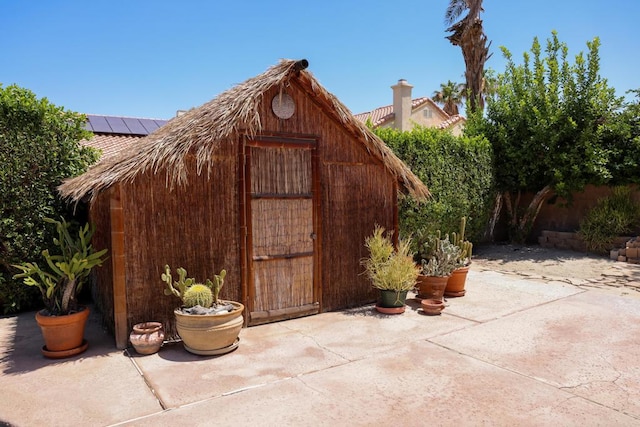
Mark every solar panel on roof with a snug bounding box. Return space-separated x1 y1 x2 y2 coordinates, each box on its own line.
153 119 168 129
105 117 130 134
85 114 168 136
88 115 112 133
138 118 160 134
122 117 147 135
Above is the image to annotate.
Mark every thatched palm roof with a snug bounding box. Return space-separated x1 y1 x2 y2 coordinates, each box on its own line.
59 59 430 201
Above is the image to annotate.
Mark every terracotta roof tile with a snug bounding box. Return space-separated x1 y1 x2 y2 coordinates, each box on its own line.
80 114 170 159
437 114 465 129
81 134 145 159
354 97 465 130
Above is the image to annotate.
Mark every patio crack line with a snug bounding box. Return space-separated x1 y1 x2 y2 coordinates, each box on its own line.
277 324 354 363
558 354 633 416
125 349 168 411
426 339 575 391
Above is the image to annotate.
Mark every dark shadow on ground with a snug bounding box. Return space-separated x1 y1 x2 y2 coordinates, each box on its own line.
0 304 117 375
474 243 606 264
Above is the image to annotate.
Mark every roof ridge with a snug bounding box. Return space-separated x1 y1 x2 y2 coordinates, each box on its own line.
85 113 170 121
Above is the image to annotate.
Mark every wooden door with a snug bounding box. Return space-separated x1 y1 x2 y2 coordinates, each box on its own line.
245 137 319 325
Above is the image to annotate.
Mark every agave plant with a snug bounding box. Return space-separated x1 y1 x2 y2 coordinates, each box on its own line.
13 217 108 315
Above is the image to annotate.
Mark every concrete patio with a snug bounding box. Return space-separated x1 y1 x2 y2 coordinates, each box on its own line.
1 267 639 426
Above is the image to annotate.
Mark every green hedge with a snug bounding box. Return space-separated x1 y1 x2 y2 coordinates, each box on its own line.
0 84 98 313
375 126 495 242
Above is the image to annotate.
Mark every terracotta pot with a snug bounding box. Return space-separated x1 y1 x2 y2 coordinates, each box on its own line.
174 301 244 356
416 275 448 300
130 322 165 355
36 306 90 358
420 298 445 315
374 304 406 314
445 265 470 297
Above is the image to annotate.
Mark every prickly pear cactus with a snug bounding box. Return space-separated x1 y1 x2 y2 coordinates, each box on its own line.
209 269 226 304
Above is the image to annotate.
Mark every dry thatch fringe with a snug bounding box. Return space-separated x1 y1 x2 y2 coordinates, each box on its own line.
59 59 430 202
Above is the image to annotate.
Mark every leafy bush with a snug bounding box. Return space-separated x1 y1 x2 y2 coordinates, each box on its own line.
0 84 99 313
375 126 495 242
578 187 640 254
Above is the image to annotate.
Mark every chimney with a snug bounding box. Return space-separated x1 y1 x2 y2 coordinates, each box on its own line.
391 79 413 131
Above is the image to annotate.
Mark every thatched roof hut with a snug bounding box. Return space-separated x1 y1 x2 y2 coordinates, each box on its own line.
60 59 429 348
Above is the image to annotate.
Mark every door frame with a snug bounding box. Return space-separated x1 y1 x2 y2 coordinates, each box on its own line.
239 133 322 325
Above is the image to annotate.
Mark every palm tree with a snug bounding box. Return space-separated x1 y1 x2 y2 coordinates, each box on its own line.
458 69 499 105
445 0 492 113
433 80 463 116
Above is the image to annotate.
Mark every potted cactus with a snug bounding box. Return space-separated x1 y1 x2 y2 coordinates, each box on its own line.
362 225 421 314
446 217 473 297
12 217 108 358
162 265 244 355
415 233 461 301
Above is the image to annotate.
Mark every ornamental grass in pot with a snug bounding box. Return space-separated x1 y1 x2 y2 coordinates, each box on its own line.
162 265 244 355
12 217 108 358
362 225 420 314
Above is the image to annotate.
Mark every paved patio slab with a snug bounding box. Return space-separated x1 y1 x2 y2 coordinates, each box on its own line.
431 289 640 420
120 340 638 426
443 270 583 322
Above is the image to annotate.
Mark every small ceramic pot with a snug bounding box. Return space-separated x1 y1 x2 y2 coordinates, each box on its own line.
420 298 445 315
130 322 164 355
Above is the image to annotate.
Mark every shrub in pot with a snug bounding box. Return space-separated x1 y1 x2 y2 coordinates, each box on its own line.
12 217 108 358
362 225 420 314
162 265 244 355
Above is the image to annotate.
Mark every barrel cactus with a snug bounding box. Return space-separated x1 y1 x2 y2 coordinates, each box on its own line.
162 265 228 309
183 284 213 308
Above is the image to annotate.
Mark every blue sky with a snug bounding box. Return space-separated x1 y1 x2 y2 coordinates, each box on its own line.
2 1 638 119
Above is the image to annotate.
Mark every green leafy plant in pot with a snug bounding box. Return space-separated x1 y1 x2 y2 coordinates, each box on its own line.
362 225 420 314
12 217 108 358
162 265 244 355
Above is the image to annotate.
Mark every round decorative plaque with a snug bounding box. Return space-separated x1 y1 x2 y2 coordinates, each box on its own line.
272 93 295 119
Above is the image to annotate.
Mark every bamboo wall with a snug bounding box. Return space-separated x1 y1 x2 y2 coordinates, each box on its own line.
120 148 240 337
89 190 114 332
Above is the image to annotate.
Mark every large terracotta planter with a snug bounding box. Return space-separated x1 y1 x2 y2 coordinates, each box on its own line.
416 275 448 300
174 301 244 356
36 306 90 358
445 265 470 297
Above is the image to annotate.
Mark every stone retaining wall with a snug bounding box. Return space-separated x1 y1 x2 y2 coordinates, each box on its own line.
610 237 640 264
